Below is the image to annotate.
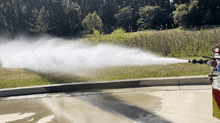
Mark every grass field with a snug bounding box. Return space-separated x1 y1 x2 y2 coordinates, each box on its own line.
0 68 90 89
0 61 210 89
90 63 210 81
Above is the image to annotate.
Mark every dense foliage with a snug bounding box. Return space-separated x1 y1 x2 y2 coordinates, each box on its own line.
82 12 103 34
138 6 172 29
0 0 219 37
173 0 220 29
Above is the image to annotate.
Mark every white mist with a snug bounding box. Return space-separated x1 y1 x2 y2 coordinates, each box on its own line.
0 37 187 73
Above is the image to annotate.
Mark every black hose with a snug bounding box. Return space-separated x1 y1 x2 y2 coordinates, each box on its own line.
188 59 208 64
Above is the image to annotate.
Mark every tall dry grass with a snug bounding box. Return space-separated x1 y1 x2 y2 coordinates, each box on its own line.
89 28 220 57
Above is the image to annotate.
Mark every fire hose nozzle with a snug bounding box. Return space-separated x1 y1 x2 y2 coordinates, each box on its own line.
188 59 209 64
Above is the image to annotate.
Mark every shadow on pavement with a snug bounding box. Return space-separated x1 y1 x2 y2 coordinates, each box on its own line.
76 92 171 123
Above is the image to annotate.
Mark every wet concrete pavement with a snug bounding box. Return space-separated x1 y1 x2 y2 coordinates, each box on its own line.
0 85 219 123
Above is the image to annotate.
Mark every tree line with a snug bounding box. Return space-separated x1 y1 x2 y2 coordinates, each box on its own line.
0 0 219 37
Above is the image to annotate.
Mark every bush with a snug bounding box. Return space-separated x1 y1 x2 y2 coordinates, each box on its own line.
88 28 128 44
109 29 127 43
88 29 102 43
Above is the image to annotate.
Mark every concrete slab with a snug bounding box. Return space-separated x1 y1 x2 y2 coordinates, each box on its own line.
139 78 178 86
179 75 209 85
0 85 219 123
180 85 212 90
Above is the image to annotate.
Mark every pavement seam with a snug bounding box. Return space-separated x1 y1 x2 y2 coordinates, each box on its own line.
178 77 180 90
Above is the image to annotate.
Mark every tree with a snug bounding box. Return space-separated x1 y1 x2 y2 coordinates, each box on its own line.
0 3 7 32
0 0 17 33
115 6 139 32
137 6 169 29
197 0 220 25
82 11 103 34
173 1 202 28
50 1 81 36
0 0 180 37
100 2 118 33
63 4 81 36
29 6 50 34
173 0 220 29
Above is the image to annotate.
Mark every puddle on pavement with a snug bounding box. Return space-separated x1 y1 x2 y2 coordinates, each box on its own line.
0 90 171 123
0 113 35 122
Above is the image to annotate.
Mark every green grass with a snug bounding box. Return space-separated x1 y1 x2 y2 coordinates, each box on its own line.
89 63 210 81
0 68 50 89
0 60 210 89
0 68 89 89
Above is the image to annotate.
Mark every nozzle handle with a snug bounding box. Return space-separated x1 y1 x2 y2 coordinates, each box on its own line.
212 46 220 53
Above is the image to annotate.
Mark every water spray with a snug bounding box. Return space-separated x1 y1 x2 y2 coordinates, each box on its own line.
0 38 187 73
0 60 2 68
